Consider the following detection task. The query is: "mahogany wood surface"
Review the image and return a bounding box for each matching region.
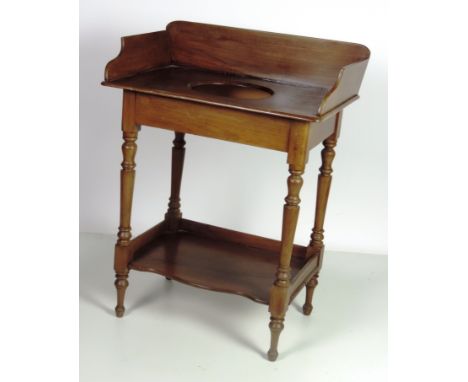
[134,92,293,151]
[103,21,370,122]
[127,220,167,255]
[113,217,321,305]
[129,228,308,305]
[105,66,330,121]
[105,31,170,82]
[103,21,369,361]
[167,21,369,88]
[179,219,306,256]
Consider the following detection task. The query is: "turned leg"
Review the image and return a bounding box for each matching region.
[165,132,186,231]
[164,132,185,282]
[304,119,339,315]
[268,317,284,361]
[302,275,319,315]
[114,91,139,317]
[268,164,304,361]
[309,133,337,252]
[115,272,129,317]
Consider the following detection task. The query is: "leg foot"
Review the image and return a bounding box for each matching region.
[302,304,312,316]
[302,275,319,316]
[114,272,129,317]
[267,317,284,361]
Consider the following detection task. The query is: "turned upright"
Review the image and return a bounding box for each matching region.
[102,21,370,361]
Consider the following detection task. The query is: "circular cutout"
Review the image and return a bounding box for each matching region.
[190,82,273,100]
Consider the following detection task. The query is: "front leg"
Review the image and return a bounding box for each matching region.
[268,164,304,361]
[114,91,139,317]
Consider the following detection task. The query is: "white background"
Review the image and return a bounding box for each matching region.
[80,0,387,255]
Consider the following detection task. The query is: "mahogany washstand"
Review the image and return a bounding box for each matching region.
[102,21,370,361]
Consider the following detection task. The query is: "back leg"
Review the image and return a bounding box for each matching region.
[302,274,319,315]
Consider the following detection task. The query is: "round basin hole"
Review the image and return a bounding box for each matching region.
[190,82,273,100]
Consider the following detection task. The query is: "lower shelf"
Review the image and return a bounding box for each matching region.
[128,219,311,304]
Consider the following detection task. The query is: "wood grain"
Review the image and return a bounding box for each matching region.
[104,66,330,121]
[134,93,292,151]
[103,21,370,121]
[105,31,170,81]
[179,219,307,257]
[129,230,306,305]
[167,21,370,88]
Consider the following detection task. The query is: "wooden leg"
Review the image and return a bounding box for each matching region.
[165,132,186,231]
[114,121,138,317]
[268,317,284,361]
[115,272,129,317]
[302,275,319,315]
[309,131,337,253]
[303,125,338,317]
[268,164,304,361]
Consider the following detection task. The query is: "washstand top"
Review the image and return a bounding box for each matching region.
[102,21,370,122]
